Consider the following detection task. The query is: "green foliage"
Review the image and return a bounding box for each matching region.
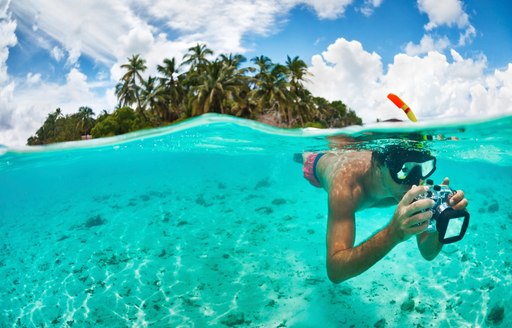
[91,107,150,138]
[27,107,96,145]
[28,43,363,145]
[304,122,326,128]
[331,101,348,117]
[309,97,362,128]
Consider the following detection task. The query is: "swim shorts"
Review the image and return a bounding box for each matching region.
[303,153,325,187]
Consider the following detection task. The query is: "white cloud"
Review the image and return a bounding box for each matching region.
[10,0,358,69]
[418,0,469,30]
[417,0,475,48]
[0,68,115,147]
[302,0,354,19]
[405,35,451,56]
[139,0,289,54]
[306,38,383,108]
[0,81,15,130]
[0,0,17,84]
[142,0,355,49]
[117,25,154,60]
[10,0,280,69]
[26,72,41,85]
[306,38,512,123]
[0,0,17,137]
[10,0,139,65]
[458,24,476,47]
[50,46,64,61]
[359,0,384,17]
[406,1,476,57]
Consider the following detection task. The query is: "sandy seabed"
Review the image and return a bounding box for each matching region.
[0,155,510,327]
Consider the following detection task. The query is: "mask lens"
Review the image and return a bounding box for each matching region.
[395,159,436,183]
[420,159,435,177]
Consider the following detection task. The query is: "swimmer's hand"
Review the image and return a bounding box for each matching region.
[440,177,469,211]
[388,185,435,244]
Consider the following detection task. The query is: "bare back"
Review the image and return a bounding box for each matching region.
[316,151,373,208]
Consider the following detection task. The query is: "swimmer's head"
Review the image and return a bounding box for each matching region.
[373,144,436,185]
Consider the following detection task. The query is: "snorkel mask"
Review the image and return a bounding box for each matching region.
[382,145,437,185]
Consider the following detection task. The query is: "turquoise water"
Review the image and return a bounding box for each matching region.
[0,113,511,327]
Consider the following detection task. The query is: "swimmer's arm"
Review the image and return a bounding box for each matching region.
[327,185,436,283]
[416,232,443,260]
[326,188,399,284]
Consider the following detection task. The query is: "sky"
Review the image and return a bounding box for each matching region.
[1,0,512,147]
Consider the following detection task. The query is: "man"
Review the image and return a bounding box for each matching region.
[303,145,469,283]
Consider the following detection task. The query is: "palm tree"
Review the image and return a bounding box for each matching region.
[220,53,247,70]
[289,88,315,126]
[140,76,167,123]
[285,56,310,87]
[218,53,251,117]
[115,82,135,109]
[250,56,271,112]
[116,54,148,120]
[285,55,312,126]
[250,57,293,125]
[182,45,215,113]
[189,59,246,116]
[157,57,184,120]
[33,108,63,144]
[182,43,213,72]
[252,55,273,75]
[76,106,95,136]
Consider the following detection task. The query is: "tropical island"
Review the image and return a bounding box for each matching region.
[27,44,362,145]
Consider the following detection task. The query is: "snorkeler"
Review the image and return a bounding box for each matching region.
[303,145,469,283]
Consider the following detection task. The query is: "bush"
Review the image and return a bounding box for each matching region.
[91,107,150,138]
[304,122,325,128]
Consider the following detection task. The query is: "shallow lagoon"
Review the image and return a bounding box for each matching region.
[0,114,511,327]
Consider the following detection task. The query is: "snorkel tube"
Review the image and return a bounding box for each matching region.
[387,93,417,122]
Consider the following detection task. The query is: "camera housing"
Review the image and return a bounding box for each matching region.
[415,180,470,244]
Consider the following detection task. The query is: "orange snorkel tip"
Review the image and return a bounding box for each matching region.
[387,93,418,122]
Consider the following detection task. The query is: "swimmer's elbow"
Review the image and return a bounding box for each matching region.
[327,268,355,284]
[419,245,442,261]
[326,257,353,284]
[327,271,345,284]
[421,252,438,261]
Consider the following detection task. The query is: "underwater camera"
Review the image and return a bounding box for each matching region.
[415,180,470,244]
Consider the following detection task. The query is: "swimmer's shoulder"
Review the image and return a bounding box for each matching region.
[323,151,372,192]
[322,150,372,171]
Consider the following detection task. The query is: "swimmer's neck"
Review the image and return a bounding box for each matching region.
[360,162,396,207]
